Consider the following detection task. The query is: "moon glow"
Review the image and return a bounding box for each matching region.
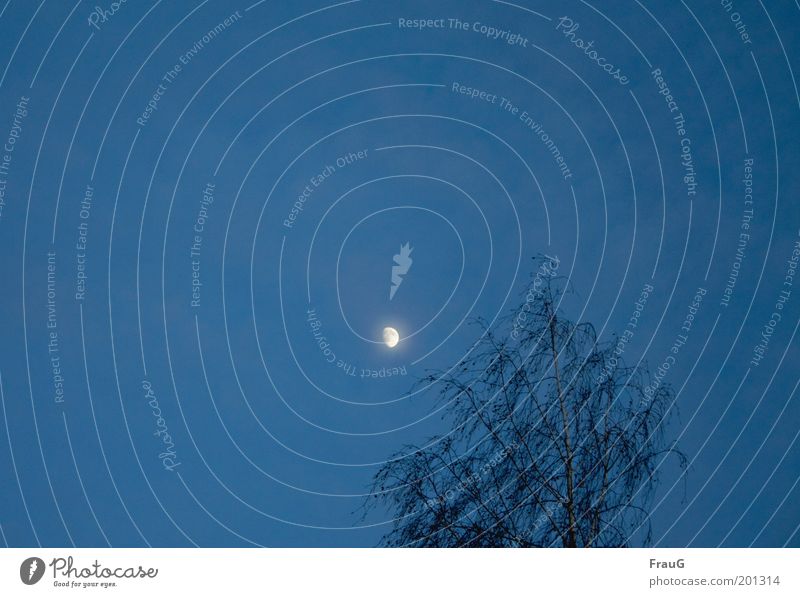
[383,327,400,348]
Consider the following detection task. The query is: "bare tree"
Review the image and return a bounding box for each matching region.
[369,259,686,547]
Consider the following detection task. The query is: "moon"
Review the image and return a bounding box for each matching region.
[383,327,400,348]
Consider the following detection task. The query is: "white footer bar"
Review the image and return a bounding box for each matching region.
[1,548,797,596]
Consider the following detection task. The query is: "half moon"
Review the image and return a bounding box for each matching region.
[383,327,400,348]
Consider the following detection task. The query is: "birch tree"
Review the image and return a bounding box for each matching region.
[370,262,685,547]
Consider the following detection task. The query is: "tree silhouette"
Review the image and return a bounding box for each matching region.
[369,259,686,547]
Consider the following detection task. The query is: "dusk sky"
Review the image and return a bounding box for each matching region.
[0,0,798,547]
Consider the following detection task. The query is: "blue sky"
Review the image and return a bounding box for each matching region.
[0,0,798,547]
